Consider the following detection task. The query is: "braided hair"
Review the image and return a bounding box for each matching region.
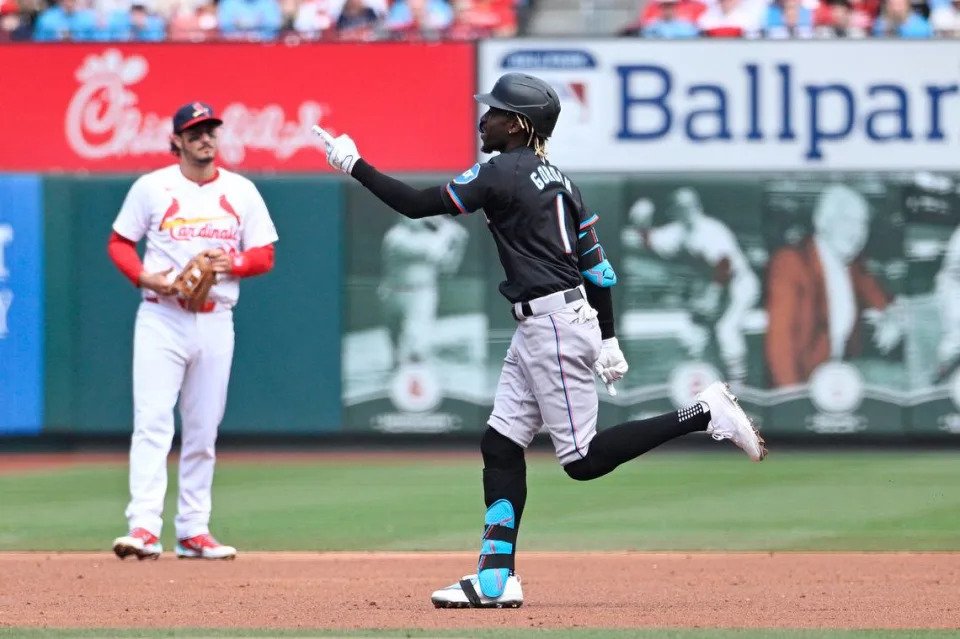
[515,114,548,160]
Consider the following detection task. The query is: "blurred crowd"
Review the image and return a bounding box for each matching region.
[0,0,525,42]
[622,0,957,38]
[0,0,954,41]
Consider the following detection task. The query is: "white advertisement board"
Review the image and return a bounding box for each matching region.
[478,40,960,172]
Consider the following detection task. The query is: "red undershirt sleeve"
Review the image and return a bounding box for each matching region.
[109,234,274,284]
[230,244,275,278]
[107,231,143,287]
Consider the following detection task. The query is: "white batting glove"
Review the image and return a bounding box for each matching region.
[594,337,628,396]
[312,125,360,175]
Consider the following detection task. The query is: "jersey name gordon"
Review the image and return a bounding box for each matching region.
[530,164,572,192]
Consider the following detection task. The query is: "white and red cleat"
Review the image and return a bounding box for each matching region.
[175,533,237,560]
[113,527,163,560]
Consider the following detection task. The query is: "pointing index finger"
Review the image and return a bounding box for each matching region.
[312,125,334,144]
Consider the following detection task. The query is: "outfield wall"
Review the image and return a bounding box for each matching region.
[2,171,959,441]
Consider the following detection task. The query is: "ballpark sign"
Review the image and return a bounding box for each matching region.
[479,40,960,171]
[0,43,476,172]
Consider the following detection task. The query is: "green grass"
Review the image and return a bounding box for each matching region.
[0,630,957,638]
[1,451,959,552]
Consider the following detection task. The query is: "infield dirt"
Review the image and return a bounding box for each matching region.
[1,551,958,630]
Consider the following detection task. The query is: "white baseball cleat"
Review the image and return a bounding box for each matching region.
[431,573,523,609]
[175,533,237,560]
[113,527,163,560]
[698,381,767,461]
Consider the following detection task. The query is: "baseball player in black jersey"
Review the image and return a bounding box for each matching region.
[314,73,767,609]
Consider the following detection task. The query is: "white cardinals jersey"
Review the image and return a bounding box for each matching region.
[113,165,278,307]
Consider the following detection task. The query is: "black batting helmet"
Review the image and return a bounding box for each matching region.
[475,73,561,139]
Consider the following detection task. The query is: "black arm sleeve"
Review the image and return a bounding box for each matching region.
[585,281,615,340]
[351,159,448,219]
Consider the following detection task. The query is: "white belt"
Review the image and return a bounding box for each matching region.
[513,285,586,320]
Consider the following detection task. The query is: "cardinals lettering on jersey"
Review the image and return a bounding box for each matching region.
[158,194,243,242]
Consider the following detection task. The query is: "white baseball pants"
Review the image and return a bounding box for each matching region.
[487,299,602,466]
[125,299,234,539]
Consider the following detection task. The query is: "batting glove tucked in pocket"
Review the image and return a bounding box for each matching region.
[594,336,628,396]
[572,302,598,324]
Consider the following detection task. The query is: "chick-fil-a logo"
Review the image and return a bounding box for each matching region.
[65,49,331,164]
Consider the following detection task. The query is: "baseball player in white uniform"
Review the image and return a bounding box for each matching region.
[108,102,278,560]
[624,188,760,384]
[379,216,468,367]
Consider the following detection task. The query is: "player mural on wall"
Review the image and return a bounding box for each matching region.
[107,102,279,561]
[934,224,960,383]
[314,72,766,609]
[622,188,761,386]
[379,215,469,370]
[375,214,471,424]
[765,184,904,388]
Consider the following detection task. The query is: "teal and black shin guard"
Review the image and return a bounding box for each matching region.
[477,498,516,598]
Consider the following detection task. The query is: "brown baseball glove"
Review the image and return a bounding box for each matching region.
[171,250,218,312]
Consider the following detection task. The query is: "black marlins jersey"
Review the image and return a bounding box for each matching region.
[440,146,599,304]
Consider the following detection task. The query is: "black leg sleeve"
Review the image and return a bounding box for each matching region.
[480,427,527,548]
[564,403,710,481]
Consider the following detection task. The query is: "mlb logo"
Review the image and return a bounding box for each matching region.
[555,81,588,123]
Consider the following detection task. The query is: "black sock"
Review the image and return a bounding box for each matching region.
[564,403,710,481]
[480,428,527,566]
